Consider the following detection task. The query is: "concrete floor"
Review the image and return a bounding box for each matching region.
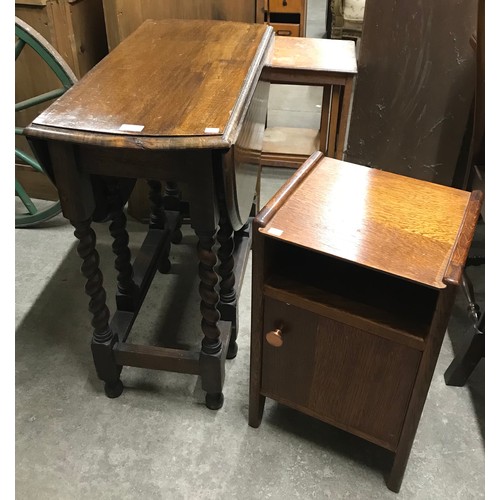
[15,1,485,498]
[15,172,485,500]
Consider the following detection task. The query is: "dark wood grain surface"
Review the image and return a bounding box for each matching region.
[259,154,473,288]
[30,19,271,144]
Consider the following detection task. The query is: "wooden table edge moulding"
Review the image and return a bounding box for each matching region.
[25,19,275,410]
[249,151,483,491]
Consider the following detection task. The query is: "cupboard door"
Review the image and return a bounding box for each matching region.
[261,297,421,450]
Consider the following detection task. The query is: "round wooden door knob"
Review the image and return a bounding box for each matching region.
[266,328,284,347]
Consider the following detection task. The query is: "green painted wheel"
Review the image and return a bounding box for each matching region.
[15,17,77,228]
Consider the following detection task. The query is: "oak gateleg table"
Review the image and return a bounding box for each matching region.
[26,19,274,409]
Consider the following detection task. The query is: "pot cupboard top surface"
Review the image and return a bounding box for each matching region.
[259,156,474,289]
[30,19,270,144]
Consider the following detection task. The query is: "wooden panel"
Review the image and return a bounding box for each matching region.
[255,0,266,24]
[32,20,269,139]
[259,155,471,288]
[345,0,477,185]
[16,0,107,79]
[310,315,421,450]
[15,7,61,155]
[15,164,58,201]
[16,0,48,6]
[68,0,108,77]
[269,0,304,14]
[15,0,108,200]
[261,298,421,450]
[261,299,319,405]
[103,0,257,50]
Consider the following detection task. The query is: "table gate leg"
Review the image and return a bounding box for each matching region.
[217,212,238,359]
[72,218,123,398]
[196,229,224,410]
[108,184,139,311]
[147,179,171,274]
[164,181,183,244]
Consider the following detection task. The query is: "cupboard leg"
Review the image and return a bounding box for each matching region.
[386,448,411,493]
[248,393,266,428]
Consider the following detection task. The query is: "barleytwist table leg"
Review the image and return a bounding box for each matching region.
[196,229,224,410]
[217,213,238,359]
[147,179,171,274]
[73,218,123,398]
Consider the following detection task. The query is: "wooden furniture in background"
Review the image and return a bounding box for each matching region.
[249,151,482,491]
[261,0,308,37]
[444,0,485,388]
[345,0,477,185]
[261,36,357,168]
[15,0,107,79]
[102,0,257,51]
[26,19,273,410]
[15,0,108,201]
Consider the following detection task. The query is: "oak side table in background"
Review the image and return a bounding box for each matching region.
[249,151,482,491]
[26,19,274,410]
[260,36,357,168]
